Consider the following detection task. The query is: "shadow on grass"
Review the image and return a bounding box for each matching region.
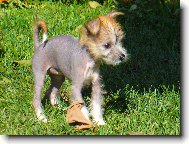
[101,0,180,112]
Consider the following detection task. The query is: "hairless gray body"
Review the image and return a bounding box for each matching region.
[32,35,104,124]
[33,35,92,82]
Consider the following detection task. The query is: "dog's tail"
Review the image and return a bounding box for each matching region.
[33,20,48,48]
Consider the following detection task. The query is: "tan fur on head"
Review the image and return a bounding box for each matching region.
[80,10,125,63]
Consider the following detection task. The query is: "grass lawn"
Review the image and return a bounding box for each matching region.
[0,0,180,135]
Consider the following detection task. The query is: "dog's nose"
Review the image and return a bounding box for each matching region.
[119,54,125,61]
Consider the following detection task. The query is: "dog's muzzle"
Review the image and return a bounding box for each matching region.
[119,53,126,61]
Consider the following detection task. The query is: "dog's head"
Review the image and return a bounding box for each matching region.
[80,10,128,65]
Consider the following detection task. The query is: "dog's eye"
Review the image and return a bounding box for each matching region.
[104,43,111,49]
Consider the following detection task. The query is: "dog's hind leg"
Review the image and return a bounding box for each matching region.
[32,70,48,123]
[45,71,65,107]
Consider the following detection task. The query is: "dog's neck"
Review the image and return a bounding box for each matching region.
[81,44,102,66]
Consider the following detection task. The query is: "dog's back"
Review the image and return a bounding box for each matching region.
[32,20,92,80]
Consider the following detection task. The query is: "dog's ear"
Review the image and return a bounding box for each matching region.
[107,10,124,18]
[85,18,100,35]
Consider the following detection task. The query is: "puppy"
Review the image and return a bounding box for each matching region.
[32,10,128,125]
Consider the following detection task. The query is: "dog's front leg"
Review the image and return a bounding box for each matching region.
[71,82,90,120]
[91,72,106,125]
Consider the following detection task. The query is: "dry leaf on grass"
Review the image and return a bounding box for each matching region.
[127,132,145,135]
[66,101,94,130]
[88,1,101,9]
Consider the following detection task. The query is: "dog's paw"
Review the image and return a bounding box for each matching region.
[37,114,50,123]
[97,120,106,126]
[93,119,106,126]
[50,97,60,106]
[50,97,66,110]
[53,103,64,110]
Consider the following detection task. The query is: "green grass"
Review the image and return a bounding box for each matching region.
[0,0,180,135]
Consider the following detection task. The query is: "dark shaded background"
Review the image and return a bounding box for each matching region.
[101,0,180,92]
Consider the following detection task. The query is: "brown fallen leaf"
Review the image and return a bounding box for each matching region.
[0,76,11,84]
[129,4,137,11]
[0,0,9,2]
[13,60,31,66]
[66,101,94,130]
[127,132,145,135]
[88,1,101,9]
